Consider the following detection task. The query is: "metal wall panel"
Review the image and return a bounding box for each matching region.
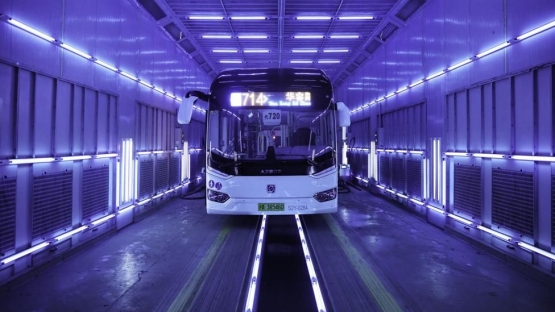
[468,86,481,152]
[32,171,73,240]
[513,72,534,154]
[34,75,55,157]
[536,66,552,155]
[54,81,72,156]
[493,78,511,154]
[492,169,534,238]
[482,84,493,151]
[0,177,16,253]
[17,70,34,158]
[72,86,84,154]
[169,155,180,187]
[0,63,16,158]
[83,89,97,155]
[455,91,468,150]
[392,156,405,191]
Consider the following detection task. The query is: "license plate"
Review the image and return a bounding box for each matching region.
[258,203,285,211]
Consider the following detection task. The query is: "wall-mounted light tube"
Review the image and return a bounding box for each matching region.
[230,16,266,20]
[409,79,424,88]
[60,43,92,59]
[396,193,408,199]
[137,198,151,206]
[296,16,331,20]
[386,188,395,194]
[244,49,270,53]
[202,35,233,39]
[395,86,408,94]
[212,49,238,53]
[59,155,92,161]
[395,150,408,153]
[139,80,154,88]
[323,49,349,53]
[445,152,468,156]
[473,153,504,158]
[9,157,56,164]
[318,60,340,64]
[94,153,118,159]
[219,60,243,63]
[476,42,510,58]
[91,214,115,226]
[189,16,224,20]
[410,198,424,205]
[118,204,135,214]
[442,159,446,206]
[7,18,55,42]
[237,35,268,39]
[510,155,555,162]
[516,20,555,40]
[338,16,374,20]
[517,242,555,261]
[120,71,138,81]
[447,213,472,225]
[1,242,50,265]
[427,205,444,214]
[290,60,313,63]
[377,185,385,189]
[55,225,88,242]
[94,59,118,72]
[292,49,318,53]
[329,35,359,39]
[477,225,512,241]
[153,87,166,94]
[447,58,472,71]
[409,151,424,154]
[376,149,385,152]
[425,70,445,80]
[294,35,324,39]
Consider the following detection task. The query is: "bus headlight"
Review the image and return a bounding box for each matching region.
[208,189,230,203]
[313,188,337,202]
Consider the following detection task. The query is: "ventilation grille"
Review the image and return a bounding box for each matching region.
[552,175,555,246]
[179,39,197,54]
[379,155,390,186]
[139,159,154,199]
[346,64,358,73]
[0,177,16,253]
[365,39,382,54]
[193,54,206,65]
[380,23,399,41]
[406,158,422,199]
[82,166,109,221]
[492,169,534,238]
[164,23,182,41]
[33,171,73,239]
[392,156,405,191]
[137,0,166,21]
[453,165,482,218]
[156,158,169,192]
[396,0,426,21]
[354,54,368,65]
[170,156,180,187]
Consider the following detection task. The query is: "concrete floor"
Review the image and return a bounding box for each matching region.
[0,186,554,311]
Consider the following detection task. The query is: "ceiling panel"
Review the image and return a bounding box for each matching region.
[137,0,426,85]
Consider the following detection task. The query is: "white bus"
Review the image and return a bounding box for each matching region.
[179,68,350,215]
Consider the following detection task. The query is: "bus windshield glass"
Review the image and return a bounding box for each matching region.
[207,106,335,161]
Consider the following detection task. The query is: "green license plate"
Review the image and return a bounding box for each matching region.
[258,203,285,211]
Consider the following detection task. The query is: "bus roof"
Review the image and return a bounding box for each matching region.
[210,68,333,95]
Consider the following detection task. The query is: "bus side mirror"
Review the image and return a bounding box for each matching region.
[336,102,351,127]
[177,96,195,124]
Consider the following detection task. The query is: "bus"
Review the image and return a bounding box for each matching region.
[178,68,350,215]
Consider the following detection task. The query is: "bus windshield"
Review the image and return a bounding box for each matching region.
[207,106,336,161]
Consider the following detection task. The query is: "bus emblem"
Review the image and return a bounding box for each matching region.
[267,185,275,193]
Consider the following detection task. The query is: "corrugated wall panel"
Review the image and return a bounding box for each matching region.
[492,169,534,237]
[32,171,73,239]
[82,166,109,221]
[0,177,16,253]
[453,164,482,218]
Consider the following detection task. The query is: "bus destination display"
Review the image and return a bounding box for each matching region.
[230,91,311,107]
